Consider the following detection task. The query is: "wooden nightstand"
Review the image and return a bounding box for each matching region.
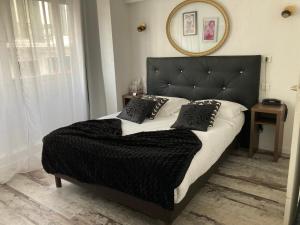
[122,94,142,107]
[249,103,286,162]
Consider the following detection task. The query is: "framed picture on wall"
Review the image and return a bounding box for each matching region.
[203,17,219,42]
[183,11,197,36]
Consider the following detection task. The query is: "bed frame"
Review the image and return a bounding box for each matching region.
[53,56,262,224]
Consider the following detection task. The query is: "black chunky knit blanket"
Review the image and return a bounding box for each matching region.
[42,119,202,209]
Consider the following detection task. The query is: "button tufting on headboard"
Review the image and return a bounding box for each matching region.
[147,56,261,110]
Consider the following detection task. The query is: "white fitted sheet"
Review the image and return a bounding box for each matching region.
[100,112,245,204]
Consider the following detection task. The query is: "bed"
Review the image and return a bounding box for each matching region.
[43,56,261,224]
[102,110,245,204]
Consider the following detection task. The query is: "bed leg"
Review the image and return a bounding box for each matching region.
[55,176,62,188]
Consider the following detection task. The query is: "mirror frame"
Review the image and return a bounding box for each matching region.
[166,0,230,56]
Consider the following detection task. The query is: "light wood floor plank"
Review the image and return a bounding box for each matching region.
[233,148,290,162]
[209,173,286,205]
[218,160,287,191]
[7,174,158,225]
[186,184,284,225]
[0,185,76,225]
[227,155,289,176]
[0,204,36,225]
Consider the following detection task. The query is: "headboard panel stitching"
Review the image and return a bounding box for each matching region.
[147,56,261,109]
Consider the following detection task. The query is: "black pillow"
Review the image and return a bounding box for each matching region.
[117,98,156,124]
[189,100,221,127]
[141,95,169,120]
[171,104,218,131]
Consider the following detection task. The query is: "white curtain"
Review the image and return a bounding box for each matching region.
[0,0,88,183]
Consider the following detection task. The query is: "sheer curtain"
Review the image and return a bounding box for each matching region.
[0,0,88,183]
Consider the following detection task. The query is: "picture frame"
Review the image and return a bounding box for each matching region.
[203,17,219,42]
[183,11,197,36]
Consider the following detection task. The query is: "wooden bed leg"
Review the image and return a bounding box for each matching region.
[55,176,62,188]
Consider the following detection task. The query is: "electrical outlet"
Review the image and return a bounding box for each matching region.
[265,56,272,63]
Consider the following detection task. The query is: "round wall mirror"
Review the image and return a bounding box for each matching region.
[166,0,230,56]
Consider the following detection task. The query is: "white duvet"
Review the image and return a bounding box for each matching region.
[101,112,244,204]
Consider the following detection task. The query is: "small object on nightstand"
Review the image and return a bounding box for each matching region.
[249,103,286,162]
[122,93,143,108]
[262,98,281,106]
[128,78,144,96]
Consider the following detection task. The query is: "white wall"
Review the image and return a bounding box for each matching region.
[126,0,300,154]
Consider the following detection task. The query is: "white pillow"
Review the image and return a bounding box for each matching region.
[155,96,190,117]
[214,100,247,120]
[193,99,247,120]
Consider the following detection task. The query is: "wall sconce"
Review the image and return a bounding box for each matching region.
[137,23,146,32]
[281,5,296,18]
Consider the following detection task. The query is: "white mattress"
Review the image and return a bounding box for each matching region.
[101,112,244,204]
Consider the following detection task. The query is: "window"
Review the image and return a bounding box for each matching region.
[9,0,72,78]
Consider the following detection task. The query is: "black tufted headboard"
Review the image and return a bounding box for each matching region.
[147,55,262,147]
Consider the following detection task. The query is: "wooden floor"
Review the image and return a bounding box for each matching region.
[0,149,289,225]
